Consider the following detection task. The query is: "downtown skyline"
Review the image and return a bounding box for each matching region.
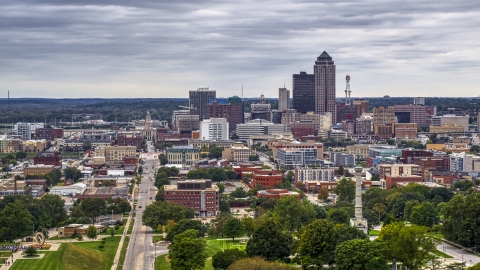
[1,0,480,98]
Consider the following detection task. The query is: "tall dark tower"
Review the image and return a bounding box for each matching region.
[292,71,315,114]
[314,51,336,123]
[189,87,216,121]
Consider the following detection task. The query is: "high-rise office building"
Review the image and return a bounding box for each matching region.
[278,88,290,112]
[189,87,216,121]
[292,71,315,114]
[206,96,244,133]
[314,51,336,123]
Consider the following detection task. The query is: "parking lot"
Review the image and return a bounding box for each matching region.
[223,181,247,194]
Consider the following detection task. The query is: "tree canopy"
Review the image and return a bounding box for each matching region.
[168,229,208,270]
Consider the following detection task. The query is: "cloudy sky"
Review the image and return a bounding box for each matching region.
[1,0,480,98]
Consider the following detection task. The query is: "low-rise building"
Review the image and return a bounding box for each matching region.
[329,152,355,167]
[95,145,137,162]
[50,183,87,196]
[394,123,418,139]
[116,133,142,151]
[58,224,105,238]
[346,145,369,159]
[166,145,200,166]
[221,142,252,162]
[250,169,283,189]
[34,152,62,167]
[164,180,219,217]
[257,189,300,199]
[24,164,54,176]
[379,164,423,189]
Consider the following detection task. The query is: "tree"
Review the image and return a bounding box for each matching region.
[334,239,389,270]
[296,219,335,268]
[137,166,143,175]
[333,177,355,202]
[332,224,368,248]
[25,246,38,256]
[372,203,387,223]
[155,187,165,201]
[166,219,205,241]
[39,194,68,226]
[223,218,244,241]
[142,201,192,229]
[248,154,259,161]
[318,186,329,201]
[327,208,350,225]
[208,146,224,159]
[168,229,208,270]
[80,198,106,224]
[241,215,255,237]
[216,183,225,194]
[410,201,438,227]
[158,154,167,165]
[110,228,115,237]
[63,167,82,181]
[15,152,27,159]
[272,196,316,232]
[246,219,292,261]
[230,187,247,198]
[154,173,170,189]
[337,165,344,175]
[379,222,439,270]
[219,197,230,213]
[0,201,34,242]
[211,169,227,182]
[86,225,98,239]
[212,249,247,270]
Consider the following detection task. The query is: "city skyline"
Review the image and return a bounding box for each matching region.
[1,0,480,98]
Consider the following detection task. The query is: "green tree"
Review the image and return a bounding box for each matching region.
[318,186,329,201]
[333,177,355,202]
[334,239,389,270]
[272,196,316,232]
[246,219,292,261]
[142,201,192,229]
[248,154,259,161]
[230,187,247,198]
[327,208,350,225]
[86,225,98,239]
[228,257,296,270]
[155,187,165,201]
[296,219,335,269]
[216,183,225,194]
[39,194,68,226]
[80,198,106,224]
[110,228,115,237]
[25,246,38,256]
[158,154,167,165]
[137,166,143,175]
[410,201,438,227]
[379,222,439,270]
[166,219,205,242]
[63,167,82,181]
[332,224,368,248]
[168,229,208,270]
[241,215,255,237]
[211,169,227,182]
[0,201,34,242]
[223,218,244,241]
[212,248,247,270]
[208,146,224,159]
[15,152,27,159]
[372,202,387,223]
[154,173,171,189]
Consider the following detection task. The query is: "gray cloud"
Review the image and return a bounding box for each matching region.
[0,0,479,98]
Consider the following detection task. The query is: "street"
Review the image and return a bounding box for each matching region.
[122,141,167,270]
[437,241,480,267]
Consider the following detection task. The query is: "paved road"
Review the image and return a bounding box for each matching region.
[122,141,166,270]
[437,242,480,266]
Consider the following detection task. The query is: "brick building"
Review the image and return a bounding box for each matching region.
[164,180,219,217]
[24,165,55,177]
[379,164,423,189]
[291,122,316,139]
[35,128,64,141]
[34,152,62,167]
[250,169,283,189]
[401,150,434,164]
[394,123,418,140]
[117,133,142,151]
[206,96,244,133]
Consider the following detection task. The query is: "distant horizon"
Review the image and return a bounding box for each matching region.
[1,96,480,100]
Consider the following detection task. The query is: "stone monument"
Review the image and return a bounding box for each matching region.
[350,153,368,234]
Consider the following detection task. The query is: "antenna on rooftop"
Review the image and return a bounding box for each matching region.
[241,84,243,99]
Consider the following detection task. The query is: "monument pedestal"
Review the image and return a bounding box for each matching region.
[350,217,368,235]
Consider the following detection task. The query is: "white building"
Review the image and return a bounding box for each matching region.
[13,123,45,140]
[294,167,335,183]
[200,118,229,141]
[50,183,87,196]
[432,115,469,132]
[450,152,480,172]
[278,88,290,112]
[236,119,285,141]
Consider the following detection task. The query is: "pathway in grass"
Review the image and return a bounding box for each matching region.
[116,236,130,270]
[10,244,66,270]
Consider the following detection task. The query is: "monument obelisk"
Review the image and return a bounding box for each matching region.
[350,153,368,234]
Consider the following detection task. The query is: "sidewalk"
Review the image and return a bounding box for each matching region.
[111,198,135,270]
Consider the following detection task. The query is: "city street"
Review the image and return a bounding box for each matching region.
[122,141,166,270]
[437,242,480,267]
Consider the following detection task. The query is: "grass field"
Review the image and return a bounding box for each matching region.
[11,236,121,270]
[116,237,130,270]
[127,219,135,234]
[101,224,126,236]
[369,230,380,236]
[152,235,164,243]
[154,238,246,270]
[432,249,454,258]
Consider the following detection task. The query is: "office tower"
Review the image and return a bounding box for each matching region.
[278,88,290,112]
[293,71,315,114]
[314,51,336,123]
[353,100,369,118]
[200,118,229,141]
[189,87,216,121]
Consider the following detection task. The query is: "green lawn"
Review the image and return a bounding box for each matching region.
[154,238,246,270]
[152,235,164,243]
[11,236,121,270]
[101,224,126,236]
[369,230,380,236]
[116,236,130,270]
[0,152,37,157]
[432,249,454,259]
[127,219,135,234]
[11,244,66,270]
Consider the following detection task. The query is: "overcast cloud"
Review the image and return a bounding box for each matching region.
[1,0,480,98]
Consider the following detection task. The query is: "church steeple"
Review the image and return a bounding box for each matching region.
[145,111,152,129]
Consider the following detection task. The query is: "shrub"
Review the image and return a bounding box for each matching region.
[99,244,104,250]
[25,246,37,256]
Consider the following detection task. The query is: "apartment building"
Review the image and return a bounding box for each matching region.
[164,180,219,217]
